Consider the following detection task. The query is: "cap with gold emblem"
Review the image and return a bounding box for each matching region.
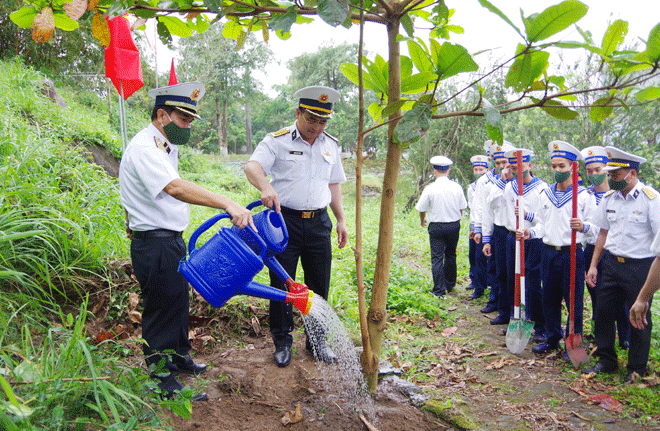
[471,155,488,167]
[548,140,583,161]
[602,146,647,171]
[148,82,205,119]
[580,146,609,165]
[489,141,516,159]
[293,86,340,119]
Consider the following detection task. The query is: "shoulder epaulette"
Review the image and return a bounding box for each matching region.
[324,131,338,142]
[642,186,658,200]
[270,128,290,138]
[603,190,616,198]
[154,136,171,154]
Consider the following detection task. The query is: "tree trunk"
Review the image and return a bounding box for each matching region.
[365,12,402,392]
[245,101,253,154]
[216,97,229,157]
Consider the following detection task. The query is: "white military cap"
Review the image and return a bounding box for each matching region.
[602,146,647,171]
[293,85,341,118]
[471,155,489,167]
[483,140,493,155]
[580,146,609,165]
[430,155,453,170]
[548,140,584,161]
[490,141,516,159]
[504,148,534,163]
[148,82,205,119]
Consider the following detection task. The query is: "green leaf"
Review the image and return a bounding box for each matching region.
[160,16,193,37]
[222,19,243,40]
[601,20,628,57]
[156,20,172,46]
[482,98,502,128]
[340,62,378,92]
[505,46,550,91]
[401,13,414,37]
[433,42,479,80]
[635,86,660,102]
[365,55,389,95]
[478,0,523,39]
[9,7,37,29]
[533,98,579,120]
[589,97,614,122]
[205,0,223,14]
[524,0,588,42]
[317,0,349,27]
[368,102,383,122]
[485,123,503,145]
[53,12,79,31]
[381,100,408,118]
[401,71,436,94]
[270,6,298,35]
[408,40,433,72]
[394,102,432,145]
[553,41,601,55]
[644,22,660,63]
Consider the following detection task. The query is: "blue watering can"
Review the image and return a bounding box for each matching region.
[178,212,312,314]
[231,200,310,295]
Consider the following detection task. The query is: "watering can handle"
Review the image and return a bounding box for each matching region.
[247,200,263,211]
[187,212,268,261]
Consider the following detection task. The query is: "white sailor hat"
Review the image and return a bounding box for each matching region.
[293,85,340,119]
[580,146,609,165]
[483,140,493,155]
[602,146,647,171]
[471,155,489,167]
[490,141,516,159]
[148,82,205,119]
[504,148,534,164]
[430,155,453,170]
[548,140,583,161]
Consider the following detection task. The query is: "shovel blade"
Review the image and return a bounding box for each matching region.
[506,319,534,354]
[566,333,590,368]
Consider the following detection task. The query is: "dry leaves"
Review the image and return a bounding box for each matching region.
[569,384,623,413]
[441,326,458,337]
[31,7,54,44]
[63,0,87,20]
[92,12,110,47]
[281,403,304,425]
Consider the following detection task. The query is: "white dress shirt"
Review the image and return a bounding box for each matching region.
[415,176,467,223]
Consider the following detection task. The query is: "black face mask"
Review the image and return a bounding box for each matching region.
[162,113,191,146]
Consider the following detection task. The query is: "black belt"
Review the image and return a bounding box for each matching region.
[131,229,183,239]
[608,253,653,264]
[280,206,327,219]
[544,243,582,252]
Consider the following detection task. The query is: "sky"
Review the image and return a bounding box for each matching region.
[151,0,660,95]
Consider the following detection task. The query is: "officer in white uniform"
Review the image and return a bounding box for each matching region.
[467,155,489,298]
[523,141,591,355]
[245,86,348,368]
[119,82,253,400]
[583,147,660,383]
[501,148,548,341]
[581,146,630,348]
[416,156,468,297]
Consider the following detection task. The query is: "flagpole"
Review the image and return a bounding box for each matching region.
[119,80,128,152]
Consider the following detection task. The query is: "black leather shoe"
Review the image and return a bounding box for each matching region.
[480,304,497,313]
[192,393,209,402]
[532,333,547,343]
[466,284,475,290]
[447,286,454,293]
[490,316,510,325]
[582,362,617,375]
[273,345,292,367]
[532,342,560,354]
[171,355,208,375]
[619,341,630,350]
[468,293,483,300]
[624,369,646,384]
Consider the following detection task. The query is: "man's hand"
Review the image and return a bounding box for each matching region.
[586,266,598,288]
[570,217,583,232]
[516,228,530,241]
[260,185,281,213]
[421,218,427,228]
[483,243,492,256]
[469,230,475,239]
[226,202,257,231]
[336,221,348,249]
[474,233,482,244]
[630,300,650,330]
[501,167,513,181]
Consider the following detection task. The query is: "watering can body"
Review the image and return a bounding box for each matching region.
[178,212,311,314]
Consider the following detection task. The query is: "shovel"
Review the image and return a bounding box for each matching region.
[565,161,589,367]
[506,150,534,354]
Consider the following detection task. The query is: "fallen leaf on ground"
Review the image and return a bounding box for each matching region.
[588,394,623,413]
[281,403,304,425]
[441,326,458,336]
[128,310,142,324]
[447,306,458,311]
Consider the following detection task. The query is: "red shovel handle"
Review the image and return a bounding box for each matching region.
[569,161,578,333]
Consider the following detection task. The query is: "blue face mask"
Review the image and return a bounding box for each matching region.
[162,112,191,146]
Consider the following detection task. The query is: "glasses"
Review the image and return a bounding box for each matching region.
[302,115,327,126]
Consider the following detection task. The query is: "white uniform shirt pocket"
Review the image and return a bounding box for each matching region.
[283,152,305,179]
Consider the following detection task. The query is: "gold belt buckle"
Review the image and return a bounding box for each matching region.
[554,246,561,251]
[617,256,625,263]
[301,211,314,219]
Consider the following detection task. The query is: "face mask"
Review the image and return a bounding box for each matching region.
[608,171,631,191]
[512,169,529,179]
[162,113,191,146]
[474,172,484,180]
[588,173,607,186]
[553,170,571,183]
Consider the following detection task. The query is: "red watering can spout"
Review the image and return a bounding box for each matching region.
[286,290,313,315]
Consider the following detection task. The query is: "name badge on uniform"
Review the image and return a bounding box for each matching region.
[289,151,303,155]
[606,209,615,213]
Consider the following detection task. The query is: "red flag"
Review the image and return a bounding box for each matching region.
[104,16,143,99]
[169,59,178,85]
